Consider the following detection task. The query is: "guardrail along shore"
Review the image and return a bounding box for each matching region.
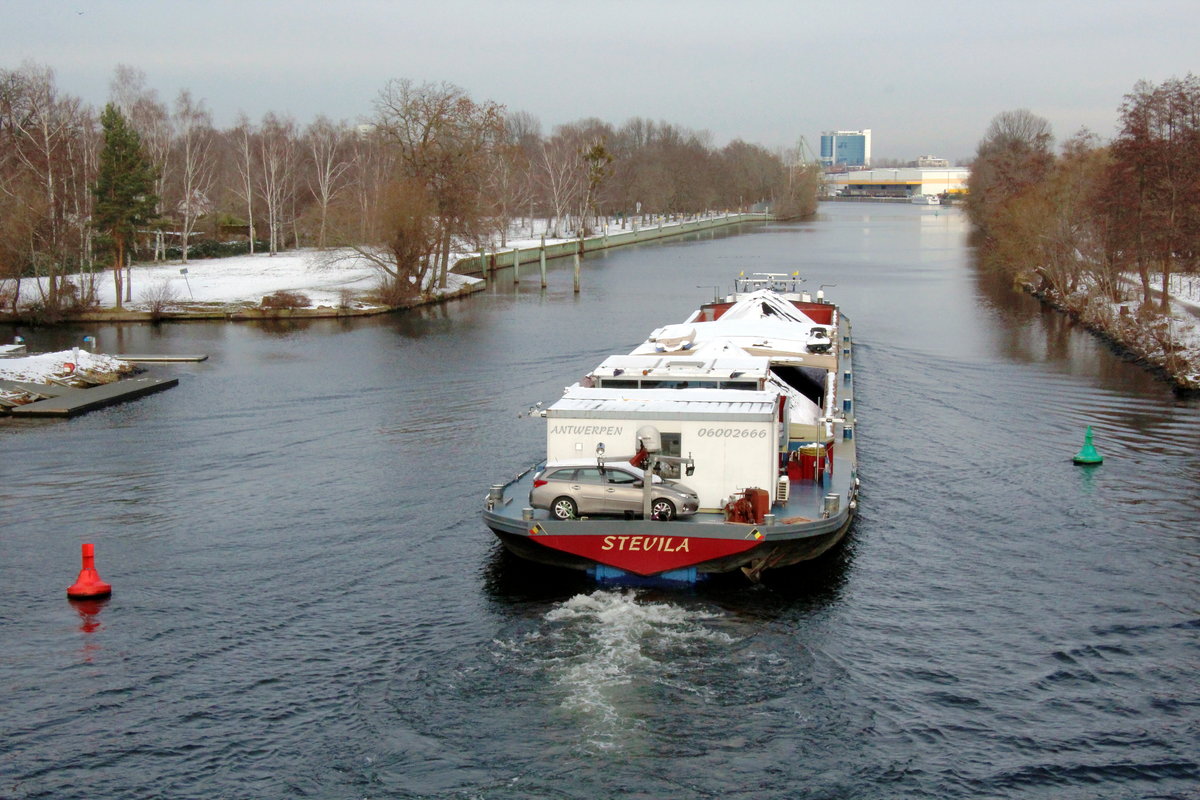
[454,212,772,278]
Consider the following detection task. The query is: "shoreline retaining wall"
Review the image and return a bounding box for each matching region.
[453,213,772,277]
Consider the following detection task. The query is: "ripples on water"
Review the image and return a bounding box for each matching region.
[2,206,1198,799]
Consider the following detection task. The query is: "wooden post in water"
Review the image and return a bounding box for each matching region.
[539,235,547,288]
[512,248,520,284]
[573,251,580,293]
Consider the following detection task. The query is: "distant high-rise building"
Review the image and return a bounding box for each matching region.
[819,130,872,168]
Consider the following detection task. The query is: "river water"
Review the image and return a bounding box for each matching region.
[2,204,1197,799]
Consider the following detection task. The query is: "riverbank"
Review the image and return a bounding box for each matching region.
[3,212,770,325]
[4,250,485,324]
[1024,274,1200,392]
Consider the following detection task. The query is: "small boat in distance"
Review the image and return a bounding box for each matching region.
[483,273,859,583]
[910,194,941,205]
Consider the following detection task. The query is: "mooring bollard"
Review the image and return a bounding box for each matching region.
[539,236,547,288]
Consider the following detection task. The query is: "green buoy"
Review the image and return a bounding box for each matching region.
[1073,426,1103,465]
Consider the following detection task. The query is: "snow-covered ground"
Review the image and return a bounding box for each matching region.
[7,214,727,312]
[1158,272,1200,311]
[13,248,484,311]
[0,349,133,385]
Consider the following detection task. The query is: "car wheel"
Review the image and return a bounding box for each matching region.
[551,496,577,520]
[650,499,676,521]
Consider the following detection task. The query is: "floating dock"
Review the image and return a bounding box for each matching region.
[114,354,209,363]
[0,378,71,399]
[3,376,178,417]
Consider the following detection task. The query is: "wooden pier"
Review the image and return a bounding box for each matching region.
[114,354,209,363]
[2,376,177,417]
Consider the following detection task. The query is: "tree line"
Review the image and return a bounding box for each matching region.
[0,63,820,313]
[967,75,1200,308]
[965,76,1200,384]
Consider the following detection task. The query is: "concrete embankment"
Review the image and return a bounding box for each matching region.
[453,213,772,277]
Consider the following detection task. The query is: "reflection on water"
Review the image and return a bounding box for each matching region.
[69,597,108,633]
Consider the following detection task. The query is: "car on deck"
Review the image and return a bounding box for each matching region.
[529,459,699,521]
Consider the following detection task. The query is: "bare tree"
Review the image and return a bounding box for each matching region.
[720,140,782,210]
[536,130,585,238]
[0,62,90,307]
[304,115,352,249]
[966,109,1054,234]
[346,127,393,244]
[1107,75,1200,310]
[257,112,297,254]
[230,113,258,253]
[325,171,438,302]
[0,174,46,312]
[504,110,542,235]
[486,113,539,247]
[172,89,215,264]
[373,79,504,287]
[62,107,100,301]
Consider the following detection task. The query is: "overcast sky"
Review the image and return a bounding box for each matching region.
[3,0,1194,162]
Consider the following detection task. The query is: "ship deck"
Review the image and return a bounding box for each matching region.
[485,427,857,538]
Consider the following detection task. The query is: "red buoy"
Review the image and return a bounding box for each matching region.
[67,543,112,600]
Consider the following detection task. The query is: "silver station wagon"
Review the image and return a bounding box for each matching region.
[529,460,700,521]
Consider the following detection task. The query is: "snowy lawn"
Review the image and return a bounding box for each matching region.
[13,249,481,311]
[8,214,736,312]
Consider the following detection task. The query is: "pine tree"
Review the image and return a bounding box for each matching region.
[93,103,158,309]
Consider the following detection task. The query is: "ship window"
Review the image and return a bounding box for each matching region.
[657,432,682,479]
[600,379,639,388]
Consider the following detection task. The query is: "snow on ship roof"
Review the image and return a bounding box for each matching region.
[634,321,819,360]
[635,289,834,359]
[589,353,771,379]
[720,289,821,325]
[548,385,778,421]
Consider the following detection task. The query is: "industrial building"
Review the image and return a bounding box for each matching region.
[822,167,970,200]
